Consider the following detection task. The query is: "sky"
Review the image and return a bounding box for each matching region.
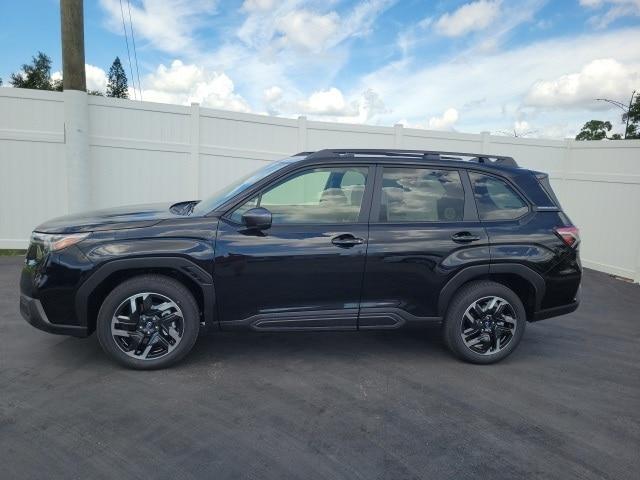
[1,0,639,138]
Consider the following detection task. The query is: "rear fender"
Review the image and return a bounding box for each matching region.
[437,263,545,317]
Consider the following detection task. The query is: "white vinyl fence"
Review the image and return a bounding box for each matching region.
[1,88,640,282]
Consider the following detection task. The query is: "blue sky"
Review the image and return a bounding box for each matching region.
[1,0,639,137]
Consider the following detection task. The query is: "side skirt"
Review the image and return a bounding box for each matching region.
[219,308,442,332]
[220,309,358,331]
[359,307,442,330]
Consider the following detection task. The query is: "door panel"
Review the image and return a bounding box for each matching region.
[359,165,490,326]
[360,223,489,323]
[214,164,372,330]
[215,222,368,328]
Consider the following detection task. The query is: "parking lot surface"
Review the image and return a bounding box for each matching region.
[1,255,639,479]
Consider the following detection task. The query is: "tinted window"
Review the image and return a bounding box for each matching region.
[469,172,528,220]
[231,167,368,224]
[192,157,297,216]
[379,168,464,222]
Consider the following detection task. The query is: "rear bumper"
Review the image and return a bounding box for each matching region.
[531,288,580,322]
[20,294,89,337]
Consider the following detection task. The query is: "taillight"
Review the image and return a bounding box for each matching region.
[554,226,580,248]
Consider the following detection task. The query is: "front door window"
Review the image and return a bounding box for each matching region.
[231,166,369,224]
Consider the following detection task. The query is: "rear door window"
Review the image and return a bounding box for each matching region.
[378,167,464,222]
[469,172,528,220]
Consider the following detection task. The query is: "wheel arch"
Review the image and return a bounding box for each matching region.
[76,257,216,334]
[438,263,544,321]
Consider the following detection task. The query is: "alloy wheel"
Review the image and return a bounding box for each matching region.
[110,292,184,360]
[460,296,517,355]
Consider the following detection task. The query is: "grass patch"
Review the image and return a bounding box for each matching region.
[0,249,26,256]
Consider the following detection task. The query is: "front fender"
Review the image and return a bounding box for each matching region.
[75,256,216,329]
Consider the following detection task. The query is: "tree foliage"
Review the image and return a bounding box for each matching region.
[576,91,640,140]
[10,52,58,90]
[106,57,129,98]
[622,94,640,139]
[575,120,615,141]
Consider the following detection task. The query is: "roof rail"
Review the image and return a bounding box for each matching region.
[292,151,316,157]
[303,149,518,167]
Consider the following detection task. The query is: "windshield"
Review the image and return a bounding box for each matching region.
[191,157,298,216]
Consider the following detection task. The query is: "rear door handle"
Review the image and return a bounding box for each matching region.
[331,234,364,248]
[451,232,481,243]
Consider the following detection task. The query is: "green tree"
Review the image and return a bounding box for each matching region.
[106,57,129,98]
[10,52,57,90]
[595,90,639,139]
[575,120,617,140]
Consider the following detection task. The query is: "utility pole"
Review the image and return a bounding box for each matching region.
[60,0,90,213]
[61,0,86,91]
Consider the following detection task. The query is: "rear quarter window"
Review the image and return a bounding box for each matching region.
[469,172,528,221]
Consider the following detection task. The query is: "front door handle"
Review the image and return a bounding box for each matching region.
[331,234,364,248]
[451,232,481,243]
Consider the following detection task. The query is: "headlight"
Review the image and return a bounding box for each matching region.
[31,232,90,253]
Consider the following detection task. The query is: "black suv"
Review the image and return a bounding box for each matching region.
[20,149,581,369]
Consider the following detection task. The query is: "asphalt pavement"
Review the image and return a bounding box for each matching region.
[1,255,638,479]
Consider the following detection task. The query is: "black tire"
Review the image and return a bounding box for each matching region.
[96,275,200,369]
[442,280,526,364]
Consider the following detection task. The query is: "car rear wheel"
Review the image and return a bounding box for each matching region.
[443,281,526,364]
[96,275,200,369]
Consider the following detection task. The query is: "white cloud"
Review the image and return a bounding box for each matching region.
[293,87,388,124]
[263,86,283,103]
[99,0,218,55]
[435,0,502,37]
[85,64,108,92]
[141,60,251,112]
[399,0,540,56]
[263,86,387,123]
[359,28,640,137]
[275,10,340,52]
[427,108,460,130]
[50,64,108,93]
[580,0,640,28]
[238,0,394,53]
[298,87,357,115]
[525,58,639,109]
[146,61,203,93]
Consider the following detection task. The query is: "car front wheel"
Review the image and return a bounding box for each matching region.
[96,275,200,369]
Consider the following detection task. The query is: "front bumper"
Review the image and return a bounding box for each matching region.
[20,294,88,337]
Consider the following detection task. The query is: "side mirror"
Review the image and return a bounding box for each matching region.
[242,207,272,230]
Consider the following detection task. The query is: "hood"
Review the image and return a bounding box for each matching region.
[34,202,186,234]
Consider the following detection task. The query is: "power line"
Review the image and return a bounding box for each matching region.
[126,0,143,101]
[119,0,137,99]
